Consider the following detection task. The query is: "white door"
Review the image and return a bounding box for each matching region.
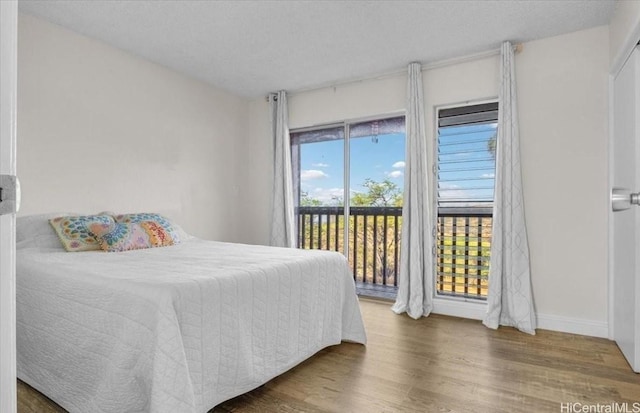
[612,46,640,373]
[0,1,18,411]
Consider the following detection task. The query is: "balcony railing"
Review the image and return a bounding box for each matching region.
[297,206,401,291]
[436,207,492,300]
[296,206,492,301]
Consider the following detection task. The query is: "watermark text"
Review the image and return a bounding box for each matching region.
[560,403,640,413]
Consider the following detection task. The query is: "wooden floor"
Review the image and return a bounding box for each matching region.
[18,299,640,413]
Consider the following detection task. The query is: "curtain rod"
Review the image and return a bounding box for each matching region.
[265,43,523,101]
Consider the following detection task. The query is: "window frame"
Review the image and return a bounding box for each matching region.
[432,99,499,304]
[289,111,406,281]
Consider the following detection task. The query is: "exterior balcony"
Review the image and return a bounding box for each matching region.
[296,205,492,301]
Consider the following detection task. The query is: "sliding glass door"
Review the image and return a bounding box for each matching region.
[291,126,345,252]
[291,116,405,296]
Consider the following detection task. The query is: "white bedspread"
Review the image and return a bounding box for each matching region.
[17,239,366,413]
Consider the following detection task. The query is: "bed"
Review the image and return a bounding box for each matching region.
[16,214,367,413]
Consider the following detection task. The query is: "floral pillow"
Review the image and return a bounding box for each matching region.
[89,221,174,252]
[49,214,116,252]
[115,213,181,244]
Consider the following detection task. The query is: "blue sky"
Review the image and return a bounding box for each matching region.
[300,132,405,205]
[298,123,497,206]
[438,123,498,206]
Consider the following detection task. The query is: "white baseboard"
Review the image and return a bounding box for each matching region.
[432,297,486,321]
[431,298,609,339]
[536,313,609,339]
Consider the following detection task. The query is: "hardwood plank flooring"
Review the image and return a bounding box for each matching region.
[18,299,640,413]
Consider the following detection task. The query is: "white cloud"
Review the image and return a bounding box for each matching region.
[301,169,329,181]
[392,161,405,169]
[438,183,462,198]
[312,162,329,168]
[387,170,403,179]
[438,183,492,203]
[312,187,344,203]
[480,173,495,178]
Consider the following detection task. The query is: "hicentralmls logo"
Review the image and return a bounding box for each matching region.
[560,403,640,413]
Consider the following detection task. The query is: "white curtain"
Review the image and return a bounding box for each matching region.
[269,90,296,248]
[483,42,536,334]
[392,62,434,319]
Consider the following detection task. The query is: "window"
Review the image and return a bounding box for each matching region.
[436,102,498,300]
[291,116,405,298]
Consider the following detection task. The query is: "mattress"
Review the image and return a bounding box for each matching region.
[17,239,367,413]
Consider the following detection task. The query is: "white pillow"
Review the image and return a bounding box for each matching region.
[16,213,72,250]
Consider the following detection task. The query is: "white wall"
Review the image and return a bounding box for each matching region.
[18,13,249,241]
[243,26,610,336]
[517,26,609,335]
[289,75,406,129]
[609,0,640,73]
[244,98,273,245]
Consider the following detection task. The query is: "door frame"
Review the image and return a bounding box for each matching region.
[608,21,640,341]
[289,110,406,259]
[0,1,18,412]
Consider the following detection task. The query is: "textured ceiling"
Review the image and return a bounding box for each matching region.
[19,0,616,98]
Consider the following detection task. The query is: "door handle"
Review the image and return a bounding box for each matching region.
[612,188,640,212]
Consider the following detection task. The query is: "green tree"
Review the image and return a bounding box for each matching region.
[487,132,497,158]
[300,178,404,285]
[350,178,403,284]
[351,178,403,207]
[300,190,322,206]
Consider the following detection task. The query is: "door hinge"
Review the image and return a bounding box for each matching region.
[0,175,19,215]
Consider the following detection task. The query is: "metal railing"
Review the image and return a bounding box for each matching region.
[297,206,402,287]
[436,207,492,300]
[296,206,492,300]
